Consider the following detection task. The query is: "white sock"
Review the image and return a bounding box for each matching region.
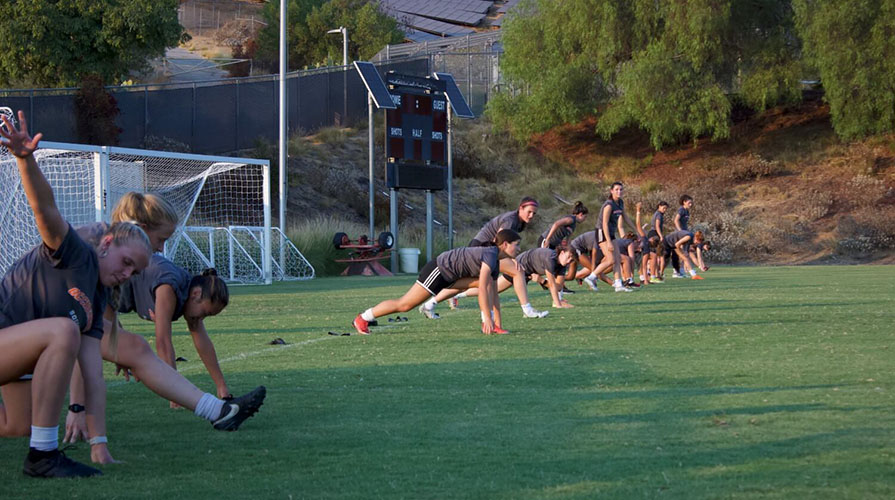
[558,291,564,301]
[521,303,533,313]
[194,393,226,421]
[613,279,623,288]
[30,425,58,451]
[481,311,493,322]
[361,309,376,321]
[424,298,438,309]
[455,292,468,299]
[689,269,697,277]
[588,271,598,279]
[640,275,646,282]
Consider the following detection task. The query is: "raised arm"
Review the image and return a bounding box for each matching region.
[1,111,66,250]
[634,202,645,238]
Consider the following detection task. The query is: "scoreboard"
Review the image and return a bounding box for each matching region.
[384,73,448,190]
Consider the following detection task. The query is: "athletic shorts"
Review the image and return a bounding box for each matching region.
[596,228,609,244]
[416,260,454,296]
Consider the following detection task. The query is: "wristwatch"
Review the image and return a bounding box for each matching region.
[68,404,85,413]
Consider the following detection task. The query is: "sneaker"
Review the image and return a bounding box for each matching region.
[418,304,440,320]
[523,308,549,318]
[672,273,684,278]
[614,285,633,292]
[213,386,267,431]
[625,281,640,288]
[23,448,102,478]
[649,277,664,284]
[576,278,584,286]
[691,275,704,280]
[447,297,459,310]
[583,275,599,291]
[352,314,370,335]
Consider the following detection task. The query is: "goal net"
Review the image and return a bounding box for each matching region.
[0,140,314,284]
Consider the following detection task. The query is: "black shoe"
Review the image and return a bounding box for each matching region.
[561,287,575,294]
[23,448,102,478]
[213,386,267,431]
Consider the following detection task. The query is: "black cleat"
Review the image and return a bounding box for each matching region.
[23,448,102,478]
[213,386,267,431]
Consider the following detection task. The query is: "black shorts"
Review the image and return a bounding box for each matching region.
[468,238,495,247]
[416,260,454,296]
[597,229,615,244]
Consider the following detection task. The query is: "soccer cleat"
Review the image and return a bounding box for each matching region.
[672,273,684,278]
[482,324,510,335]
[23,448,102,478]
[614,285,633,292]
[447,297,459,310]
[561,286,575,294]
[352,315,370,335]
[583,275,599,291]
[523,308,549,318]
[418,304,440,320]
[650,277,664,284]
[691,275,704,280]
[213,386,267,431]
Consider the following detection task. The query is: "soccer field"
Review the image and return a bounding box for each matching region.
[3,266,894,499]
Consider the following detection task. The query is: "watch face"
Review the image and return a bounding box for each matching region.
[68,404,85,413]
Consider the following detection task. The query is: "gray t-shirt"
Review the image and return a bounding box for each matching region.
[119,254,191,322]
[663,230,692,248]
[570,231,596,255]
[516,248,558,276]
[0,224,105,339]
[472,210,526,244]
[436,246,500,283]
[652,211,664,233]
[613,237,634,254]
[540,215,577,248]
[599,199,625,238]
[677,207,690,231]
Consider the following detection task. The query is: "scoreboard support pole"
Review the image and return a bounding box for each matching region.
[426,190,434,261]
[390,187,399,272]
[368,93,375,239]
[446,104,454,249]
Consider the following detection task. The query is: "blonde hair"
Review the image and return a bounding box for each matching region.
[103,222,152,361]
[111,192,179,230]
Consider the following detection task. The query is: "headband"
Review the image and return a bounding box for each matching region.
[519,200,539,209]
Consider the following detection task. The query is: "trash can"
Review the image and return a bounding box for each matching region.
[398,247,421,274]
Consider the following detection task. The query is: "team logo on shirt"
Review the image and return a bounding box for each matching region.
[67,287,93,332]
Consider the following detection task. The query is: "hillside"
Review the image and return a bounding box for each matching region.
[280,93,894,265]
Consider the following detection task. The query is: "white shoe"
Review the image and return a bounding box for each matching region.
[418,304,440,319]
[523,308,549,318]
[447,297,459,310]
[614,285,633,292]
[672,273,684,278]
[583,275,599,291]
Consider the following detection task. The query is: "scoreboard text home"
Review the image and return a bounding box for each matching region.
[385,73,448,191]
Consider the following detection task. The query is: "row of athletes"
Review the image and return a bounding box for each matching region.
[0,111,265,478]
[353,183,709,335]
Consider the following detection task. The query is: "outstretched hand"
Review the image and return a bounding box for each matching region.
[0,110,42,158]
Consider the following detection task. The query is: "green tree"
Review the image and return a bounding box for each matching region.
[0,0,184,88]
[794,0,895,140]
[491,0,802,149]
[256,0,403,70]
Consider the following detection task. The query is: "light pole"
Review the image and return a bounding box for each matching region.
[327,27,348,125]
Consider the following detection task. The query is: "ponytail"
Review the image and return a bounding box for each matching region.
[572,201,588,215]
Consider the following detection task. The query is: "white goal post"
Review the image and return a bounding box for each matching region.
[0,141,314,284]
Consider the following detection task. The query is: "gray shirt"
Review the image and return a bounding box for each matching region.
[541,215,577,248]
[0,224,105,339]
[570,231,596,255]
[663,230,692,248]
[516,248,558,276]
[652,211,664,233]
[436,246,500,283]
[600,199,625,238]
[677,207,690,231]
[613,237,634,255]
[119,254,191,322]
[472,210,526,244]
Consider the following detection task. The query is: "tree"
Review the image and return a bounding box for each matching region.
[794,0,895,140]
[255,0,404,70]
[0,1,184,88]
[491,0,802,149]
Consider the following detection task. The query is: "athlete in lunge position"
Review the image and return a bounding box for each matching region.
[0,111,151,477]
[354,229,522,335]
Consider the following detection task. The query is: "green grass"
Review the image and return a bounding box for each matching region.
[3,266,895,499]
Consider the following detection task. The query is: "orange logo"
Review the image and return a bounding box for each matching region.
[67,288,93,332]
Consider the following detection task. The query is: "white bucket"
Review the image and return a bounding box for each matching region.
[398,247,421,274]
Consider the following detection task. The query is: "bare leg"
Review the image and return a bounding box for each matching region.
[105,328,204,410]
[0,382,32,437]
[592,241,617,278]
[499,258,530,306]
[457,275,513,298]
[0,318,80,428]
[371,283,436,317]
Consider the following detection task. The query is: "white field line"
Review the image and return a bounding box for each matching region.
[106,335,335,389]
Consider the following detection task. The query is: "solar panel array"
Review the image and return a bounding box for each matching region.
[497,0,520,14]
[380,1,521,42]
[384,0,488,26]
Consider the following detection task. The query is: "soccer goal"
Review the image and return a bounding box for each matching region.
[0,138,314,284]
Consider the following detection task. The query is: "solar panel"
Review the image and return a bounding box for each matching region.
[434,72,474,119]
[354,62,397,109]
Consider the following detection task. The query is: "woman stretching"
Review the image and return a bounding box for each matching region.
[355,229,522,335]
[0,111,151,477]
